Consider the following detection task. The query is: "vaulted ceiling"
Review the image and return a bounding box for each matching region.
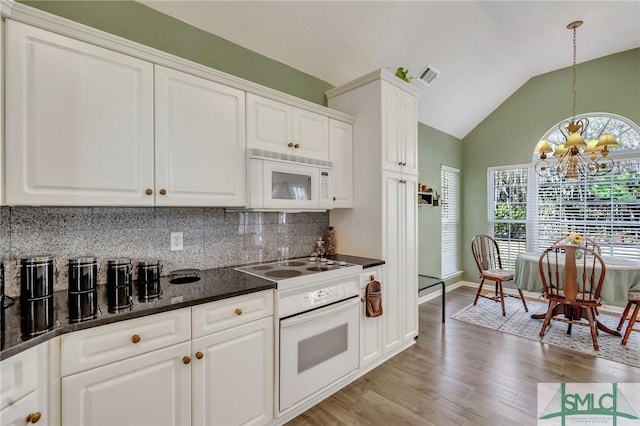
[139,1,640,139]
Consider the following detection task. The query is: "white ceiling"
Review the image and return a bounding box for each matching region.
[139,1,640,139]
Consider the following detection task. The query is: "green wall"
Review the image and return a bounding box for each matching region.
[20,0,332,105]
[461,48,640,283]
[418,123,462,286]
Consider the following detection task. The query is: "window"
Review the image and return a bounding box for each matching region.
[488,113,640,262]
[487,167,532,270]
[441,165,460,278]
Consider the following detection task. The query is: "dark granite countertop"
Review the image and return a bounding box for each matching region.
[1,266,274,360]
[0,253,384,361]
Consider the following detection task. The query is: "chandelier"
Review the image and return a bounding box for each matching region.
[533,20,618,180]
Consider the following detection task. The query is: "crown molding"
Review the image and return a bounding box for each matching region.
[0,0,15,18]
[326,68,423,100]
[6,2,355,124]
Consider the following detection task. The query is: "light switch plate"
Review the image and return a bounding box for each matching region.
[170,232,183,251]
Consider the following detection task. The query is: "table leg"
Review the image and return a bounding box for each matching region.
[531,303,622,337]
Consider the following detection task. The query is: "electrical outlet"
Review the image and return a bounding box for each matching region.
[170,232,183,251]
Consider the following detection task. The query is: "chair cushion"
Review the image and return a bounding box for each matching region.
[629,291,640,302]
[482,269,514,281]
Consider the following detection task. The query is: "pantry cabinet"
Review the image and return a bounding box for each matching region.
[329,119,354,208]
[155,65,246,207]
[5,20,155,206]
[359,267,384,368]
[247,93,329,160]
[328,69,421,356]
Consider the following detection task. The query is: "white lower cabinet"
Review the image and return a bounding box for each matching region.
[359,267,384,368]
[61,342,192,426]
[192,317,274,426]
[1,338,59,426]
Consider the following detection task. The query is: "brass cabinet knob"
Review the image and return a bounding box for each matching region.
[145,188,153,195]
[288,142,294,148]
[398,161,403,166]
[131,334,141,344]
[234,308,243,316]
[294,143,300,149]
[402,162,407,166]
[333,196,336,201]
[26,412,41,424]
[183,356,191,365]
[195,351,204,360]
[159,188,167,196]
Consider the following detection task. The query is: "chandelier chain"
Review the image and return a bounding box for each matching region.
[572,26,577,120]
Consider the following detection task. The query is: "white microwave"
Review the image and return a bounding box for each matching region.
[247,149,333,211]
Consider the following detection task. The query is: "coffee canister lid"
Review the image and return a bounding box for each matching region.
[20,255,55,265]
[68,256,98,266]
[107,258,133,266]
[138,259,161,267]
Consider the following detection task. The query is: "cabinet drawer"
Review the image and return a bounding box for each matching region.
[61,308,190,376]
[1,345,38,410]
[0,390,40,426]
[192,290,273,338]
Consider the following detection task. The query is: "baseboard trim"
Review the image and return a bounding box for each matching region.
[418,280,464,305]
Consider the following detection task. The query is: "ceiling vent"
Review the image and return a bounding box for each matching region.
[417,65,440,86]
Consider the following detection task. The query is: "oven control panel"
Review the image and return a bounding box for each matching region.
[277,275,360,319]
[303,286,341,307]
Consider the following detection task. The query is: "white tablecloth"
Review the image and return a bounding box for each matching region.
[514,252,640,305]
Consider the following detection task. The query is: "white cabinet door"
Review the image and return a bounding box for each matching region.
[192,317,274,426]
[155,66,246,206]
[381,173,403,354]
[381,82,418,175]
[246,93,293,155]
[62,341,191,426]
[294,109,329,160]
[401,175,419,342]
[247,93,329,160]
[5,21,154,206]
[359,267,384,368]
[329,119,354,208]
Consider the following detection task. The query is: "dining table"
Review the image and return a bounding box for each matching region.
[514,251,640,336]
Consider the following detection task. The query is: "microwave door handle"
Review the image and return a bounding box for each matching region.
[280,297,358,328]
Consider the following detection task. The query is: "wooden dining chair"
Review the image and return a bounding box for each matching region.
[538,244,606,350]
[553,236,601,253]
[617,291,640,345]
[471,234,528,316]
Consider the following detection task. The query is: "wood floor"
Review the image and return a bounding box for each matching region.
[286,286,640,425]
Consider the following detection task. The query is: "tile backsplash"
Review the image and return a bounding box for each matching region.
[0,206,329,297]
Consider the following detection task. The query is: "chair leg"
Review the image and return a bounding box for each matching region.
[585,304,599,351]
[621,303,640,346]
[498,281,506,316]
[539,301,555,339]
[617,302,632,331]
[473,279,485,306]
[518,288,528,312]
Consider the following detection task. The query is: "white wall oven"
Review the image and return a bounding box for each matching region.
[236,258,361,415]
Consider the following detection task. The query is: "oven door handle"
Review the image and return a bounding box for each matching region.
[280,297,358,328]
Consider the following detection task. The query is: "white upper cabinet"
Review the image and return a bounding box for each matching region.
[329,119,354,208]
[247,93,329,160]
[5,20,155,206]
[155,65,246,207]
[381,82,418,175]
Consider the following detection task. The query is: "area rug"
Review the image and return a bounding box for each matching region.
[451,297,640,368]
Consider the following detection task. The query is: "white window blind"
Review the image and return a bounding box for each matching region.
[441,166,460,278]
[487,167,531,270]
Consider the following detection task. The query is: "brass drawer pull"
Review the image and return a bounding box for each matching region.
[26,412,41,424]
[235,308,243,316]
[183,356,191,365]
[195,351,204,360]
[159,188,167,195]
[294,143,300,148]
[145,188,153,195]
[131,334,141,344]
[287,142,294,148]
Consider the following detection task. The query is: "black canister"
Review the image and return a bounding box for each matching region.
[20,255,55,338]
[107,258,133,313]
[137,260,162,302]
[68,256,98,323]
[1,260,4,349]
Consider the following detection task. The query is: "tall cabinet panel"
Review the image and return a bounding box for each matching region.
[328,69,421,356]
[5,20,154,206]
[329,119,354,208]
[155,65,246,207]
